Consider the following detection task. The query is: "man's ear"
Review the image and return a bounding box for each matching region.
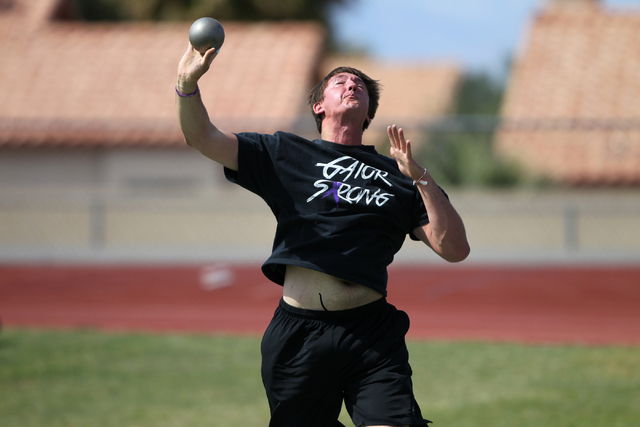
[313,102,325,115]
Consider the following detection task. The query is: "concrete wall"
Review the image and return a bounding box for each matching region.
[1,187,639,265]
[0,147,225,194]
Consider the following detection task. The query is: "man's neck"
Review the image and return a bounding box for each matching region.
[320,123,364,146]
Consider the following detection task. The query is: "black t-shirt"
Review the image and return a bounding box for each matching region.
[224,131,431,296]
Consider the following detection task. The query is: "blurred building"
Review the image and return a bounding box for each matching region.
[496,0,640,185]
[0,0,461,197]
[0,0,325,196]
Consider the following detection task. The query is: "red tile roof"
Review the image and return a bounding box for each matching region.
[0,0,325,147]
[496,1,640,184]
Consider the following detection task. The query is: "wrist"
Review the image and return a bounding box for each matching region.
[176,78,198,96]
[176,85,199,98]
[412,167,429,186]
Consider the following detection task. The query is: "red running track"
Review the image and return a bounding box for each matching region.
[1,263,639,345]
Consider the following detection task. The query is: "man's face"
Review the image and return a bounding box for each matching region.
[314,72,370,124]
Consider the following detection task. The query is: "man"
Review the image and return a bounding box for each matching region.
[176,42,469,427]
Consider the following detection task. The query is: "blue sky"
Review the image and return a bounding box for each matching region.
[330,0,640,76]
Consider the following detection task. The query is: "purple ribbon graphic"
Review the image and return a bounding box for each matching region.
[322,182,342,207]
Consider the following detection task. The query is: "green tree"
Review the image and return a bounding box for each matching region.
[455,71,504,116]
[416,71,529,188]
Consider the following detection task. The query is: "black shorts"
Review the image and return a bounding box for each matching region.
[261,298,430,427]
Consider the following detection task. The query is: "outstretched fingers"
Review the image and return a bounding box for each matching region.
[387,124,426,181]
[387,124,401,151]
[388,124,413,160]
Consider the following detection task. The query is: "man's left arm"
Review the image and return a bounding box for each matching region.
[387,125,470,263]
[411,177,470,262]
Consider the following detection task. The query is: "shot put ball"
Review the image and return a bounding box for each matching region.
[189,17,225,54]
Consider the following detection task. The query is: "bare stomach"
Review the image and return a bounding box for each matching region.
[283,265,383,311]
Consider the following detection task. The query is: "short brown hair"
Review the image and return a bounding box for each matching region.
[308,67,381,134]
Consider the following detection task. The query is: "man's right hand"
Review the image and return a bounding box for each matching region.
[176,44,219,94]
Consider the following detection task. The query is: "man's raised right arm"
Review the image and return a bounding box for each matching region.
[176,44,238,171]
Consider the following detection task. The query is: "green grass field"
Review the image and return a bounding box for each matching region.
[1,329,639,427]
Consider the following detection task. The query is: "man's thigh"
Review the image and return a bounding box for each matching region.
[261,304,344,427]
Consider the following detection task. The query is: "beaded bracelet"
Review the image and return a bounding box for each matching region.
[175,85,199,98]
